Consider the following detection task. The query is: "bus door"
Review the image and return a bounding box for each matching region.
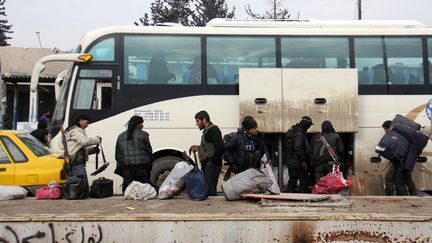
[239,68,358,133]
[69,66,119,123]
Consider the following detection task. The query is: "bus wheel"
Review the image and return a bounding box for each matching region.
[151,156,182,187]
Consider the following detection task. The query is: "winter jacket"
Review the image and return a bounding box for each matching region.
[223,129,269,173]
[115,128,153,169]
[310,132,344,166]
[59,125,100,160]
[198,123,224,166]
[285,124,310,169]
[392,123,429,170]
[31,128,50,146]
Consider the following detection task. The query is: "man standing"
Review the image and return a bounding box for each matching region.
[285,116,314,193]
[381,120,395,196]
[310,120,344,181]
[190,110,224,196]
[115,115,153,193]
[31,121,50,146]
[224,116,269,174]
[39,110,51,125]
[62,114,101,183]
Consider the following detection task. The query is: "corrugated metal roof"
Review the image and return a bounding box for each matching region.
[0,47,69,78]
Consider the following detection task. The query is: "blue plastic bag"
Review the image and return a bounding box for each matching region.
[186,167,207,201]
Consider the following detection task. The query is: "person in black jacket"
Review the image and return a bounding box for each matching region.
[190,110,224,196]
[310,120,344,181]
[115,115,153,193]
[31,121,50,146]
[381,120,396,196]
[224,116,269,174]
[285,116,314,193]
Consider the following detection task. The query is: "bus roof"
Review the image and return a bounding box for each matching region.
[79,19,432,51]
[206,18,427,28]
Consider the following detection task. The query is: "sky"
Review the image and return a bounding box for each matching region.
[4,0,432,50]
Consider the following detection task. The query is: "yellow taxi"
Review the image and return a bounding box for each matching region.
[0,130,66,189]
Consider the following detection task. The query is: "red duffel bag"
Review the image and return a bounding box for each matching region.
[36,182,62,199]
[312,164,352,194]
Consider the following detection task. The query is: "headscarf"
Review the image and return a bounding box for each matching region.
[127,115,144,139]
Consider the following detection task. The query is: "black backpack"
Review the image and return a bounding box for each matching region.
[223,131,238,144]
[63,176,89,200]
[90,177,113,198]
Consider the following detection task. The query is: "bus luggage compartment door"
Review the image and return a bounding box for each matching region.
[239,69,283,133]
[239,68,358,133]
[282,69,358,133]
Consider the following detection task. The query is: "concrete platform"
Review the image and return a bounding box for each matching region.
[1,195,432,242]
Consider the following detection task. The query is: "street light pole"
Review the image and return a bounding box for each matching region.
[35,31,42,48]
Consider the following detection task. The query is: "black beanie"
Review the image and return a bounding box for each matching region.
[242,116,257,130]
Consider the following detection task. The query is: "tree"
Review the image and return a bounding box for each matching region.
[0,0,12,46]
[245,0,290,20]
[135,0,193,26]
[192,0,235,26]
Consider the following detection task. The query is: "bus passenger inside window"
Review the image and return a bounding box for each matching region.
[337,58,348,68]
[148,53,176,84]
[183,57,216,84]
[371,64,390,84]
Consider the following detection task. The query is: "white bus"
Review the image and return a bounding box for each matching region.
[31,19,432,194]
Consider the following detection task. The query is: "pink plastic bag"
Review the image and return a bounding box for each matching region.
[312,164,352,194]
[36,183,62,199]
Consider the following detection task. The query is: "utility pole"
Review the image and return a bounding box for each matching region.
[357,0,362,20]
[35,31,42,48]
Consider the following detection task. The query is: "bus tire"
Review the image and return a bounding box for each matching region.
[151,156,182,187]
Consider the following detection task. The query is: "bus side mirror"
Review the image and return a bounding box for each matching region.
[370,156,382,163]
[416,156,428,163]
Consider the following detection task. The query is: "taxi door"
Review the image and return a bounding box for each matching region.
[0,141,14,185]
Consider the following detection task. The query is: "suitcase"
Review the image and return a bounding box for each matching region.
[90,177,113,198]
[375,130,410,161]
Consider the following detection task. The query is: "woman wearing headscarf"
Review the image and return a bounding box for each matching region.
[310,120,344,181]
[115,115,153,193]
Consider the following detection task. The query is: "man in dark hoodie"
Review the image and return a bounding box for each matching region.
[190,110,224,196]
[115,115,153,193]
[310,120,344,181]
[224,116,269,174]
[31,121,50,146]
[285,116,314,193]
